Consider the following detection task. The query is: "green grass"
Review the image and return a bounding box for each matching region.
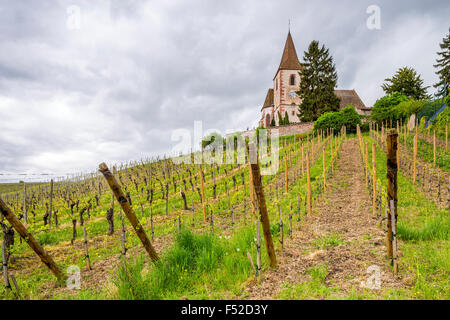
[111,228,258,300]
[364,133,449,299]
[313,233,344,249]
[398,215,449,241]
[278,263,338,299]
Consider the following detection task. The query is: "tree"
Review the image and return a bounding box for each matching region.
[314,105,361,134]
[381,67,429,100]
[283,111,290,125]
[297,40,340,122]
[277,111,283,126]
[370,92,408,124]
[434,28,450,90]
[270,117,276,127]
[391,99,426,121]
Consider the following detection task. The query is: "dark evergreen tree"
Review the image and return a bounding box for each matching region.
[277,111,284,126]
[434,28,450,90]
[297,40,340,122]
[270,117,276,127]
[284,111,290,125]
[382,67,429,100]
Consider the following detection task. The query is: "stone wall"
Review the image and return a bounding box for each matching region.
[233,122,314,139]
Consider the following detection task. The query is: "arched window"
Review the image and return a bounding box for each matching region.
[265,114,271,128]
[290,74,295,85]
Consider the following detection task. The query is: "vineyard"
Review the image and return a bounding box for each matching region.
[0,124,448,300]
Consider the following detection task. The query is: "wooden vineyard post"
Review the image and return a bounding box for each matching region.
[49,179,53,229]
[413,126,418,183]
[386,130,398,261]
[199,166,207,222]
[365,143,369,188]
[0,197,65,282]
[99,163,159,262]
[23,182,27,225]
[249,144,277,269]
[306,152,312,217]
[390,200,398,275]
[372,143,377,217]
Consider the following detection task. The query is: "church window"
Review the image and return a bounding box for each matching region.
[290,74,295,85]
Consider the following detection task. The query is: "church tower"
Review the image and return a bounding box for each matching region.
[260,32,303,128]
[273,31,303,125]
[259,32,370,128]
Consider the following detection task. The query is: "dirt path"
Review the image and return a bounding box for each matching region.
[244,138,408,299]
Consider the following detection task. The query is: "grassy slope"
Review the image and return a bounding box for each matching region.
[364,134,449,299]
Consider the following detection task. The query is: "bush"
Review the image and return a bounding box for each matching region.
[340,105,362,133]
[370,92,408,124]
[391,99,426,121]
[314,105,361,134]
[360,122,370,132]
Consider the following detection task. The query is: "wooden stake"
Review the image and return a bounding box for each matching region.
[365,143,369,188]
[99,163,159,262]
[0,197,65,282]
[386,129,398,260]
[390,200,398,275]
[249,145,277,268]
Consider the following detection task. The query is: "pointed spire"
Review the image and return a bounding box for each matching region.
[277,31,302,71]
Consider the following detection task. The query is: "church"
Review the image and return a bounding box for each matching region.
[259,32,371,128]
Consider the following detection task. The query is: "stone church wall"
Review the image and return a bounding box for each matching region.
[236,121,314,139]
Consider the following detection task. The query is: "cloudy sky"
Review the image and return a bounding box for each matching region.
[0,0,448,182]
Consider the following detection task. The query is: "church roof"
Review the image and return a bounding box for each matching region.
[277,32,302,72]
[334,89,370,111]
[261,88,274,111]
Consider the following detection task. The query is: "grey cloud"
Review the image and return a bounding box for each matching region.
[0,0,449,182]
